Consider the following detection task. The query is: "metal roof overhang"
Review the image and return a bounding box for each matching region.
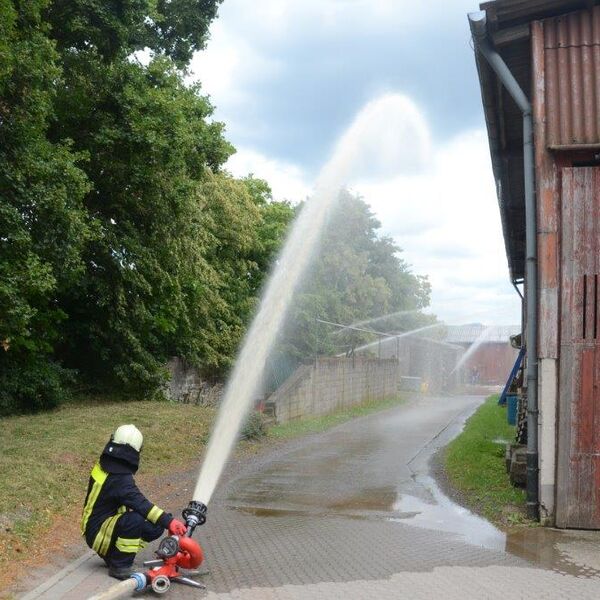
[472,0,597,281]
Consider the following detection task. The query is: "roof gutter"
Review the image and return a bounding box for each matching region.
[468,11,539,520]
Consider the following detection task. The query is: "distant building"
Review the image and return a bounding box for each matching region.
[445,324,520,385]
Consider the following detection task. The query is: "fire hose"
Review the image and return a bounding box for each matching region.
[87,501,207,599]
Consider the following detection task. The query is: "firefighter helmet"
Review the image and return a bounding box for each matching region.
[112,424,143,452]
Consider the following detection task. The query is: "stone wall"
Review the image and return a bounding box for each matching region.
[165,357,223,406]
[269,356,399,423]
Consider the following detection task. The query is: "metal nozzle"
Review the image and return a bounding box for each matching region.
[182,501,207,536]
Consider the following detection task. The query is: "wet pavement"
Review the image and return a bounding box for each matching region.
[21,395,600,599]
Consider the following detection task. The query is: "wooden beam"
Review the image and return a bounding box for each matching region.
[492,23,531,46]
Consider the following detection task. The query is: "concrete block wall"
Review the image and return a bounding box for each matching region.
[270,357,399,424]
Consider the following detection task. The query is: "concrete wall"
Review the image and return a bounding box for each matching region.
[270,357,399,423]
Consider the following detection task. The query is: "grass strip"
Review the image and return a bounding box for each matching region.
[269,394,404,439]
[444,394,528,527]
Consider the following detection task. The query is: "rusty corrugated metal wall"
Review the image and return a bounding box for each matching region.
[542,6,600,148]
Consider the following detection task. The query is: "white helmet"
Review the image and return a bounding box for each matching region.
[112,424,143,452]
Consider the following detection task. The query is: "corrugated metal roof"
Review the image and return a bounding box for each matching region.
[543,6,600,147]
[481,0,595,29]
[445,323,521,344]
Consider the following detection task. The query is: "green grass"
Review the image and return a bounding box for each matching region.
[444,394,529,527]
[269,395,404,439]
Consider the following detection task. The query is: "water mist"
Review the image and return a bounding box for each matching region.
[192,94,430,506]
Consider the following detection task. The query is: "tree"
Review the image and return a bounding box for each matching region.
[242,176,296,295]
[0,0,91,413]
[176,173,293,378]
[51,53,236,389]
[270,190,432,377]
[38,0,239,391]
[45,0,222,66]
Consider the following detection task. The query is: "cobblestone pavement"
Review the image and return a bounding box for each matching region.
[21,395,600,599]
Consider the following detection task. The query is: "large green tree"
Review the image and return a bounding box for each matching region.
[52,55,235,389]
[42,0,254,390]
[1,0,295,412]
[0,0,91,413]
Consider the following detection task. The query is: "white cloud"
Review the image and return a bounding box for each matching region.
[354,128,519,325]
[226,147,311,203]
[189,21,282,139]
[190,0,481,159]
[226,122,520,327]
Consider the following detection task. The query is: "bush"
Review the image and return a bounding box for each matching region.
[0,358,72,416]
[240,410,268,440]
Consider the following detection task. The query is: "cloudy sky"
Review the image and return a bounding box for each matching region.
[189,0,521,326]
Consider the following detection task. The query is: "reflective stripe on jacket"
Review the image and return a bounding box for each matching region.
[81,463,172,555]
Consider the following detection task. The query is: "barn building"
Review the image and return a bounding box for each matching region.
[470,0,600,526]
[445,324,520,385]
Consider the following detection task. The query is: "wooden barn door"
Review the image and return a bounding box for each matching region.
[556,167,600,528]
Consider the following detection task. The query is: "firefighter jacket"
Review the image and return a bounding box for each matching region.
[80,440,173,556]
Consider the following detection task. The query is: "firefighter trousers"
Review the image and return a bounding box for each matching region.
[105,511,163,568]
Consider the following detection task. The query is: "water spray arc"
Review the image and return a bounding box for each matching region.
[190,181,340,506]
[352,322,444,354]
[188,93,430,511]
[450,326,491,375]
[335,309,421,333]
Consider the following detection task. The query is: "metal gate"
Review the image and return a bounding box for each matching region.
[556,167,600,528]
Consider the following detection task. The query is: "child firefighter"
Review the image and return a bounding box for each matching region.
[81,424,187,579]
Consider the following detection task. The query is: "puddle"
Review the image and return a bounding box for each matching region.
[228,485,399,520]
[230,506,310,518]
[390,475,506,551]
[229,505,379,522]
[506,528,600,578]
[224,396,600,578]
[325,486,398,512]
[230,473,600,579]
[391,476,600,578]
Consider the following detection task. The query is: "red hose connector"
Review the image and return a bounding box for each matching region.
[146,535,204,586]
[177,536,204,569]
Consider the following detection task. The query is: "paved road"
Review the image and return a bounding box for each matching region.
[22,395,600,599]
